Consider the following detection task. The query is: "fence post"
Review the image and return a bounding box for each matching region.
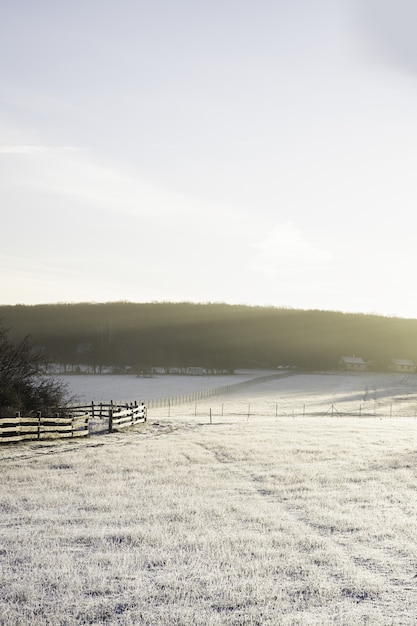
[37,411,41,440]
[109,401,113,433]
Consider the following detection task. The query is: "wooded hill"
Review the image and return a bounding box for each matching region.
[1,302,417,373]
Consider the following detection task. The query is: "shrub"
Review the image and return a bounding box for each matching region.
[0,324,70,416]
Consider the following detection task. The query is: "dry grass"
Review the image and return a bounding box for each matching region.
[1,413,417,625]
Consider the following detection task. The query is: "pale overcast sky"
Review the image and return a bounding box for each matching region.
[1,0,417,318]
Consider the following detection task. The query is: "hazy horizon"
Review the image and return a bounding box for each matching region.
[2,1,417,318]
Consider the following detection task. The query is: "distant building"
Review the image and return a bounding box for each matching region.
[338,356,367,371]
[187,367,206,375]
[388,358,416,373]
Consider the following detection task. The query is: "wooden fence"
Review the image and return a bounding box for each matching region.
[0,401,147,444]
[108,402,147,432]
[0,411,89,444]
[54,401,147,434]
[63,401,146,424]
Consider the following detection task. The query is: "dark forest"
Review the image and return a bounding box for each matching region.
[1,302,416,373]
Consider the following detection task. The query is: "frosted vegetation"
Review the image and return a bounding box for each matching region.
[1,373,417,625]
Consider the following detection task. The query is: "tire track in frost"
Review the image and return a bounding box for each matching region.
[193,439,417,615]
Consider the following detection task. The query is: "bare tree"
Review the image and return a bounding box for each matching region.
[0,324,70,416]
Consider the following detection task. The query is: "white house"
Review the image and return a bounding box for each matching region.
[338,356,367,371]
[388,358,415,373]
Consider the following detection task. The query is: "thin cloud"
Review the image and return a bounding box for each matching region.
[250,222,331,279]
[2,253,80,278]
[0,145,85,154]
[253,222,330,262]
[9,146,243,223]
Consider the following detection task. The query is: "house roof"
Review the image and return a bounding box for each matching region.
[339,356,366,364]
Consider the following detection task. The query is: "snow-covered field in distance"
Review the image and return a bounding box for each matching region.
[181,370,417,419]
[57,369,274,403]
[59,370,417,418]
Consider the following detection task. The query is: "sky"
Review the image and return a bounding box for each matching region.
[1,0,417,318]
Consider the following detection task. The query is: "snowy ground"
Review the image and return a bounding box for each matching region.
[1,414,417,624]
[58,369,273,404]
[1,371,417,624]
[60,370,417,418]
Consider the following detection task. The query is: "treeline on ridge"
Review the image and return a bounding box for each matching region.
[1,302,416,373]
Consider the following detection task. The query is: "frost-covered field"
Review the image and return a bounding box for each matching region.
[148,371,417,420]
[1,372,417,625]
[59,370,270,404]
[60,370,417,419]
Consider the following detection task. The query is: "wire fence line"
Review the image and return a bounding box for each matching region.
[144,372,290,409]
[148,395,417,421]
[142,372,417,419]
[150,400,417,420]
